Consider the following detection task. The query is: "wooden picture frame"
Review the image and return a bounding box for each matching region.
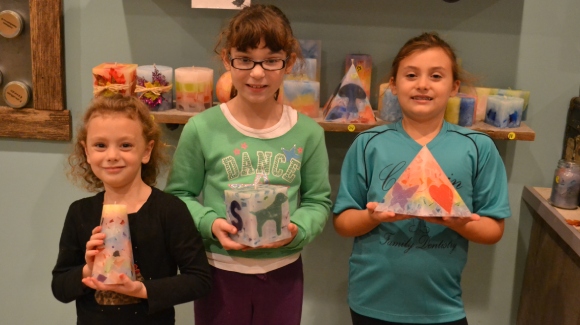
[0,0,70,141]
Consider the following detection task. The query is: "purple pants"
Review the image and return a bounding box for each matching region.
[194,256,303,325]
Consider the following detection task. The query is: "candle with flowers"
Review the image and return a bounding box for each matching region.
[92,63,137,97]
[136,65,173,111]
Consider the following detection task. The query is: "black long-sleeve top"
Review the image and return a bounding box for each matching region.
[52,187,211,325]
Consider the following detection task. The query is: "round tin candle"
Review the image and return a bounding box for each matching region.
[3,81,31,108]
[0,10,24,38]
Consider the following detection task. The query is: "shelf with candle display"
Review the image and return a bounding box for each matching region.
[149,108,535,140]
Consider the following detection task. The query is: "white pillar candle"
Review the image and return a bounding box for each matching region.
[175,67,214,112]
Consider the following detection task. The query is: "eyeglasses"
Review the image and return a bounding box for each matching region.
[229,56,289,71]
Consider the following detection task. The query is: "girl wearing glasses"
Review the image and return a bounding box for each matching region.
[165,4,332,325]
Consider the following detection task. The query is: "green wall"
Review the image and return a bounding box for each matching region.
[1,0,578,324]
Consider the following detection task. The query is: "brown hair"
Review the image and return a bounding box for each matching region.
[214,4,301,59]
[389,32,465,84]
[68,94,169,192]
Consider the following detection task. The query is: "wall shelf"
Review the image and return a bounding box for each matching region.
[150,108,536,141]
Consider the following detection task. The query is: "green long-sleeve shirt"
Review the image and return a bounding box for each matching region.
[165,105,331,259]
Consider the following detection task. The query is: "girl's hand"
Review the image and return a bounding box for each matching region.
[83,226,105,278]
[249,223,299,250]
[82,274,147,299]
[367,202,414,223]
[418,213,481,230]
[211,218,250,251]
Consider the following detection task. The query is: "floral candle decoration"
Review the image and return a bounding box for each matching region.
[136,64,173,111]
[92,63,137,97]
[92,204,135,284]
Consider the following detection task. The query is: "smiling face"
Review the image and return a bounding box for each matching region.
[224,39,293,108]
[390,47,460,123]
[83,113,153,193]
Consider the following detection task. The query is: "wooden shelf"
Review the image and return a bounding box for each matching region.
[150,108,536,141]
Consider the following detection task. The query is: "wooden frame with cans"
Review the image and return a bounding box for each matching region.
[0,0,70,141]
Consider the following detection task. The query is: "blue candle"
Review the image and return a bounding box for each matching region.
[485,95,524,128]
[458,96,476,127]
[378,84,402,123]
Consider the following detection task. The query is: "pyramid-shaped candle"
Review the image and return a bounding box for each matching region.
[91,204,135,284]
[375,147,471,217]
[225,184,291,247]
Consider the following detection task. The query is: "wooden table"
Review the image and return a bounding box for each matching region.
[518,186,580,324]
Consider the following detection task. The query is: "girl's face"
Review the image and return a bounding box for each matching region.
[390,47,460,123]
[224,39,293,107]
[83,114,153,192]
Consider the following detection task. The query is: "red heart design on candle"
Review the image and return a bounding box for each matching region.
[429,184,453,213]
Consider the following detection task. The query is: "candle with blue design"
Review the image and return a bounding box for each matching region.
[484,95,524,128]
[225,181,291,247]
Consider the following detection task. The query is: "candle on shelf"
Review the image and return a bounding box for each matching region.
[175,66,214,112]
[136,65,173,111]
[92,63,137,97]
[345,54,372,97]
[485,95,524,128]
[289,58,317,82]
[496,88,531,119]
[549,159,580,209]
[458,94,476,127]
[281,80,320,118]
[474,87,492,122]
[444,96,461,125]
[92,204,135,284]
[225,184,291,247]
[298,39,321,81]
[377,83,402,123]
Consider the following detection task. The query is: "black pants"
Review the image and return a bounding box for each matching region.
[350,309,468,325]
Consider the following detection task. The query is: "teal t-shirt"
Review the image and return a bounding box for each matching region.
[333,121,511,323]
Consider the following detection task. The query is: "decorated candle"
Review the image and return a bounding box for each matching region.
[458,95,476,127]
[298,39,322,81]
[495,88,531,119]
[474,87,492,122]
[377,84,402,123]
[288,58,317,82]
[225,184,291,247]
[444,96,461,125]
[281,80,320,118]
[549,159,580,209]
[92,204,135,284]
[485,95,524,128]
[445,94,476,127]
[175,66,214,112]
[92,63,137,97]
[136,65,173,111]
[345,54,372,97]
